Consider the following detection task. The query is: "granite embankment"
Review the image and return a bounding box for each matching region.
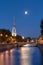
[37,44,43,65]
[37,44,43,53]
[0,44,14,52]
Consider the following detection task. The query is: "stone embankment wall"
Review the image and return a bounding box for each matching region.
[37,44,43,53]
[37,44,43,65]
[0,44,14,52]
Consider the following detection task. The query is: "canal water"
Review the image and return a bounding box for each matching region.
[0,44,42,65]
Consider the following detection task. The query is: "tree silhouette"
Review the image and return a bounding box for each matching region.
[40,19,43,36]
[0,29,11,42]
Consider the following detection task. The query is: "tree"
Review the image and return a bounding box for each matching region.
[0,29,11,36]
[40,19,43,36]
[16,35,22,42]
[0,29,12,42]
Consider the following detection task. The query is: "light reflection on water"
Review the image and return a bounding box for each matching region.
[0,44,42,65]
[21,46,41,65]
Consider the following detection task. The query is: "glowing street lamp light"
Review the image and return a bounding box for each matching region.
[22,36,25,39]
[5,34,8,37]
[0,34,3,36]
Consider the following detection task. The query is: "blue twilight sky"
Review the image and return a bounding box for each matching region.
[0,0,43,38]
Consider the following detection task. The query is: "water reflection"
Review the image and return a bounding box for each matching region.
[0,44,42,65]
[21,46,41,65]
[0,49,14,65]
[13,48,21,65]
[0,53,4,65]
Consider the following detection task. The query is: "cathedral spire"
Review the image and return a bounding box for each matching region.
[12,18,17,36]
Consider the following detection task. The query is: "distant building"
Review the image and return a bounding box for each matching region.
[12,18,17,36]
[30,38,36,43]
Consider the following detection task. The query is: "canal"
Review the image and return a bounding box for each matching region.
[0,44,43,65]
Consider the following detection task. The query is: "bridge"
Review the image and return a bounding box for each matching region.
[0,42,43,54]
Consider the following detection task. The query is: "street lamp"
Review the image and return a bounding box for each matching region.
[5,34,8,37]
[22,36,25,39]
[0,33,3,36]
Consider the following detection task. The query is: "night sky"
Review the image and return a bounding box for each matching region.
[0,0,43,38]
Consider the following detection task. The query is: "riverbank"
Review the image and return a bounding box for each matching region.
[0,43,23,52]
[37,44,43,53]
[37,44,43,65]
[0,44,14,52]
[0,43,43,52]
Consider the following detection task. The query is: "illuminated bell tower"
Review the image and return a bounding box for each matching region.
[12,18,17,36]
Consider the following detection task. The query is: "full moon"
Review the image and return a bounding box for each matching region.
[25,11,28,15]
